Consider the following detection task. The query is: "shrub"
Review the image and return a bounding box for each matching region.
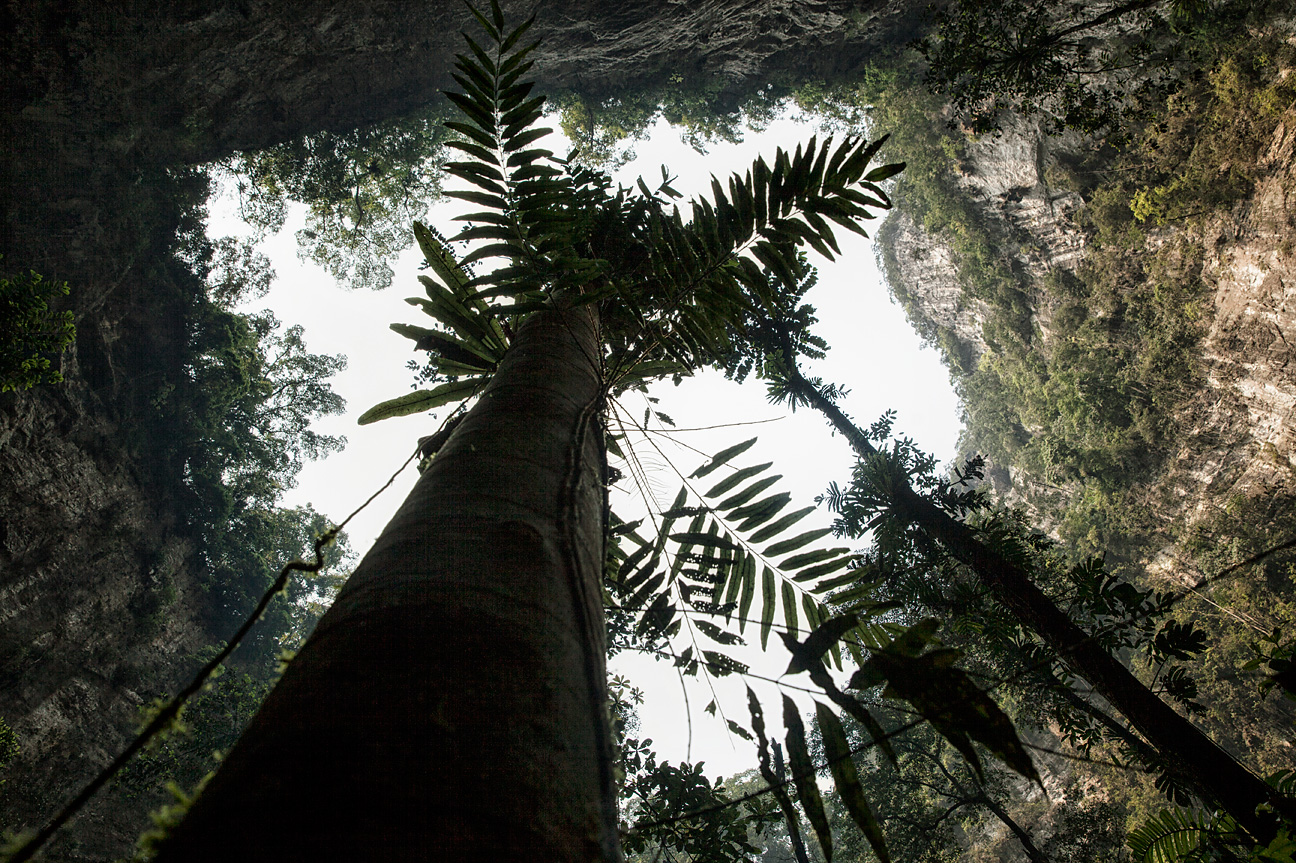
[0,263,75,393]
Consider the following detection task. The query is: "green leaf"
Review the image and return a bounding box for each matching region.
[864,162,906,183]
[725,719,754,741]
[461,242,525,268]
[730,491,790,523]
[444,138,500,166]
[704,462,773,498]
[415,279,499,356]
[716,475,782,511]
[506,148,554,168]
[403,324,500,367]
[668,531,740,552]
[853,647,1041,786]
[617,541,654,583]
[702,650,748,677]
[498,14,536,54]
[446,189,510,211]
[501,95,547,130]
[691,437,758,478]
[777,545,850,571]
[748,688,809,860]
[358,379,481,425]
[736,494,792,532]
[782,581,799,639]
[414,221,472,293]
[749,505,816,543]
[760,565,777,649]
[798,654,898,766]
[784,696,832,863]
[626,571,666,612]
[462,35,498,77]
[695,619,743,646]
[668,514,710,581]
[467,2,500,40]
[792,555,859,583]
[504,126,553,152]
[444,91,497,133]
[444,120,497,151]
[817,703,889,863]
[1127,809,1208,863]
[738,554,757,633]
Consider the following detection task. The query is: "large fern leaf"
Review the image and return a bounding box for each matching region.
[608,439,888,669]
[1127,809,1211,863]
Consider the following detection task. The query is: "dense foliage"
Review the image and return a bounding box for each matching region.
[222,109,451,291]
[0,263,75,392]
[794,11,1296,859]
[916,0,1272,137]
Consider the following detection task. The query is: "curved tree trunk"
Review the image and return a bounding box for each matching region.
[155,305,619,861]
[782,365,1291,842]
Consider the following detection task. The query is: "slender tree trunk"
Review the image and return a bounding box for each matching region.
[782,367,1291,841]
[155,305,619,861]
[1048,0,1160,44]
[930,752,1051,863]
[972,789,1050,863]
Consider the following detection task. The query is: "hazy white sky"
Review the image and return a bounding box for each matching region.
[207,108,961,779]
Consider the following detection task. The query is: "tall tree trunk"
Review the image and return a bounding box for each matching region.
[155,305,619,861]
[781,365,1291,841]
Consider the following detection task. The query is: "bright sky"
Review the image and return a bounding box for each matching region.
[206,108,961,780]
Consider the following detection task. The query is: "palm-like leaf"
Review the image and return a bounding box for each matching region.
[361,0,899,425]
[604,439,885,664]
[1127,809,1211,863]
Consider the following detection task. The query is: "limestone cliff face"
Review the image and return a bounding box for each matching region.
[882,209,993,360]
[883,113,1089,364]
[1148,114,1296,570]
[0,386,209,860]
[877,104,1296,568]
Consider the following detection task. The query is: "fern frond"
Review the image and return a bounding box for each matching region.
[608,436,891,666]
[1127,809,1210,863]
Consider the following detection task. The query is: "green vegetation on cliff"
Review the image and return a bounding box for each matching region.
[818,14,1296,855]
[0,265,75,393]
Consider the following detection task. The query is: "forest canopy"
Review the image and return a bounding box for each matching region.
[4,1,1296,862]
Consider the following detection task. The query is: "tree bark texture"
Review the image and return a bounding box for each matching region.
[154,305,618,862]
[789,374,1291,841]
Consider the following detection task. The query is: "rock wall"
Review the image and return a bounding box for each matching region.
[0,386,209,860]
[1148,112,1296,567]
[878,99,1296,570]
[882,113,1089,364]
[3,0,924,166]
[881,209,992,359]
